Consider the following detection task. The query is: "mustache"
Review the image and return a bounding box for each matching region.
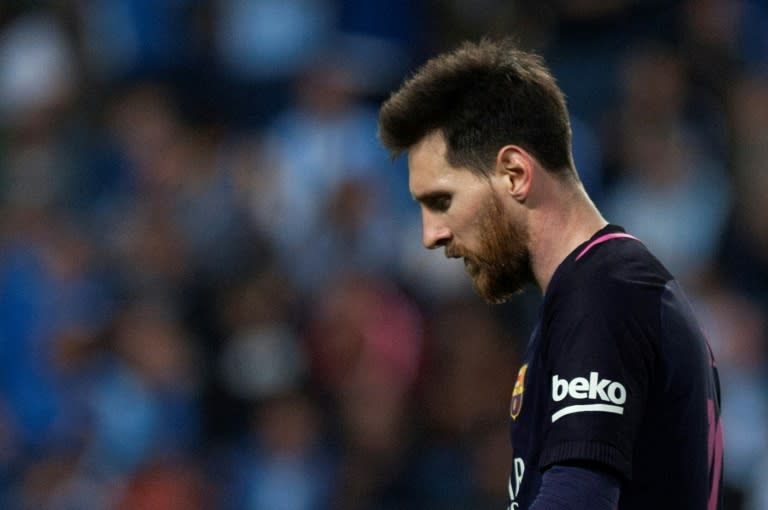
[444,246,466,259]
[445,247,484,267]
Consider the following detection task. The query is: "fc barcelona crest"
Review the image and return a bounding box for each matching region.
[510,364,528,420]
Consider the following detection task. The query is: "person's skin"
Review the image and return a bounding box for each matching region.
[408,130,608,297]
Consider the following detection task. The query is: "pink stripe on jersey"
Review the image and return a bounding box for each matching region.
[707,399,724,510]
[575,233,639,261]
[707,400,723,510]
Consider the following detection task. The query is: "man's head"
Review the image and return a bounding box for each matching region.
[378,39,577,302]
[378,38,575,178]
[405,132,534,303]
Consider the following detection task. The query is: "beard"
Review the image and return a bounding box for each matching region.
[450,195,533,304]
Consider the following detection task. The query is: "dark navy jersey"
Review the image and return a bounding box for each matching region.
[508,225,723,510]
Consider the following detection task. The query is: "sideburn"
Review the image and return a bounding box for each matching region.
[472,194,534,304]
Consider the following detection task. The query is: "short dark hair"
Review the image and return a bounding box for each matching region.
[378,39,575,177]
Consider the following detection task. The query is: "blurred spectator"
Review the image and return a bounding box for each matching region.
[170,131,257,282]
[306,273,423,509]
[217,267,305,402]
[80,298,201,481]
[0,9,97,226]
[97,81,259,294]
[338,0,422,55]
[76,0,196,80]
[752,452,768,510]
[419,300,517,439]
[215,0,333,81]
[718,76,768,308]
[544,0,680,125]
[0,12,77,129]
[603,45,731,281]
[679,0,743,155]
[249,57,400,291]
[0,212,110,455]
[470,421,514,509]
[408,299,517,509]
[604,123,730,280]
[218,393,335,510]
[116,460,210,510]
[739,0,768,74]
[13,452,109,510]
[693,279,768,509]
[213,0,335,125]
[306,273,423,401]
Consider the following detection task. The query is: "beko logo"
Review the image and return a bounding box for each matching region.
[551,372,626,423]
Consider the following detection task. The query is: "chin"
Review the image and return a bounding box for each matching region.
[472,273,525,304]
[477,288,524,305]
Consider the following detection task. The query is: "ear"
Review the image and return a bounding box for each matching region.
[495,145,534,202]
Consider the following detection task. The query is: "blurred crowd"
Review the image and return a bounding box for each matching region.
[0,0,766,509]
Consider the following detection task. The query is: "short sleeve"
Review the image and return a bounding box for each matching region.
[538,284,657,479]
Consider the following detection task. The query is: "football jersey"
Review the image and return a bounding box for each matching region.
[507,225,723,510]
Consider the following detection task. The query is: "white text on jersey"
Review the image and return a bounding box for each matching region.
[551,372,626,422]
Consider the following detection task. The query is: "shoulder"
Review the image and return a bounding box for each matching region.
[538,233,667,377]
[548,233,672,314]
[539,231,673,362]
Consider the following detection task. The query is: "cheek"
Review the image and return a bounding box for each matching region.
[448,188,499,249]
[454,228,484,257]
[456,205,489,245]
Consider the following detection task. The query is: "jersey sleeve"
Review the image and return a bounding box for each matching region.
[538,282,658,480]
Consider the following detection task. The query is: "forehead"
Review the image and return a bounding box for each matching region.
[408,132,469,196]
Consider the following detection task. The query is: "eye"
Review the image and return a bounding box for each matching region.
[414,191,453,213]
[427,195,452,212]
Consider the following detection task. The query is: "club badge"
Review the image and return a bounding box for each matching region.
[510,363,528,420]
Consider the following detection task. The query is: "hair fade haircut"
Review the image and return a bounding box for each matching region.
[378,39,575,178]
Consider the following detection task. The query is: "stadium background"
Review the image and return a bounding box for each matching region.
[0,0,766,508]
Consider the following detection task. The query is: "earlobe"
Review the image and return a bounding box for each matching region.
[496,145,533,202]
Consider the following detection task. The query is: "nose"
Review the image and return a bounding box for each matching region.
[422,211,452,249]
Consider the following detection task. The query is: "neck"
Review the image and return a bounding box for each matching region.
[528,181,607,293]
